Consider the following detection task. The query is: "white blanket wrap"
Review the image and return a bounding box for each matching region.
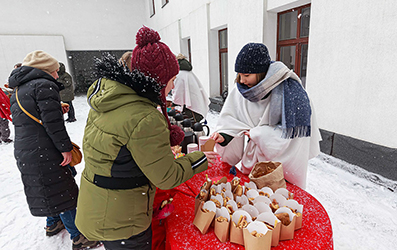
[215,86,321,189]
[172,70,210,119]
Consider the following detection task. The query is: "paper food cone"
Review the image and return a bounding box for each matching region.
[275,207,296,241]
[194,190,209,216]
[214,219,229,242]
[230,210,252,245]
[283,199,304,230]
[256,212,281,247]
[295,213,302,230]
[200,138,216,152]
[193,201,216,234]
[243,221,272,250]
[271,221,281,246]
[279,216,296,240]
[230,222,244,245]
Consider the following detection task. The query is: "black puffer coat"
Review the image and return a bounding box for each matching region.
[8,66,78,217]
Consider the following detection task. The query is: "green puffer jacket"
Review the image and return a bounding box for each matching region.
[75,54,208,241]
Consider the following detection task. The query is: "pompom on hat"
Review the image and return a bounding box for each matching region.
[131,26,183,146]
[22,50,59,75]
[235,43,271,74]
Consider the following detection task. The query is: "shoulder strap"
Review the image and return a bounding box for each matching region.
[15,88,43,125]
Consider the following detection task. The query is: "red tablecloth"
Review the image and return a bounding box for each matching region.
[152,158,333,250]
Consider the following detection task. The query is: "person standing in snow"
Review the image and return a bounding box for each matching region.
[172,53,210,122]
[0,88,13,144]
[210,43,321,189]
[8,50,101,250]
[58,62,76,122]
[75,26,217,250]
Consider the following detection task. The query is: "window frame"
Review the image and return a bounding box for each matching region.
[149,0,155,17]
[218,28,228,96]
[187,38,192,63]
[276,4,310,86]
[161,0,169,8]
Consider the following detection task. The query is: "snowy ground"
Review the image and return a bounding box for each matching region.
[1,95,396,250]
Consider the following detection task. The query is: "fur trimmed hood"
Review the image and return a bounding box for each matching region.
[93,53,162,106]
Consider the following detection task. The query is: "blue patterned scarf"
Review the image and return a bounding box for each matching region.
[237,62,311,139]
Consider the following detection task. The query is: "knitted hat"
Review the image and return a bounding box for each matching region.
[22,50,59,75]
[131,26,183,146]
[235,43,271,74]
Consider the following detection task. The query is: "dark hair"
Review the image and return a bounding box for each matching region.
[235,72,267,85]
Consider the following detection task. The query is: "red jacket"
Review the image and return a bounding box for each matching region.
[0,90,12,121]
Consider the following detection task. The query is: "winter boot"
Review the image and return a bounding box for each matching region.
[66,118,77,123]
[45,220,65,236]
[2,138,13,143]
[72,234,102,250]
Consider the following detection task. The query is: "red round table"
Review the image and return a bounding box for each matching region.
[152,158,333,250]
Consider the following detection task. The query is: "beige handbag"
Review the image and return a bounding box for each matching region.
[248,161,286,191]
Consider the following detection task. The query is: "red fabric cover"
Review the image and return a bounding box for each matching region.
[0,90,12,121]
[152,157,334,250]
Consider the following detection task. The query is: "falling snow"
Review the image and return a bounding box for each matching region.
[0,96,396,249]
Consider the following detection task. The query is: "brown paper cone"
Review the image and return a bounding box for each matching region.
[194,191,210,216]
[229,222,244,245]
[200,138,216,152]
[243,228,272,250]
[295,213,302,230]
[271,222,281,247]
[279,216,296,241]
[214,219,230,243]
[192,203,216,234]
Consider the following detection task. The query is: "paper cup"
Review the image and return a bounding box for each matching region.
[187,143,199,153]
[199,136,210,147]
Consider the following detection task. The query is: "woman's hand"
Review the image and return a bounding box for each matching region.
[61,103,69,114]
[203,151,218,165]
[61,151,72,166]
[243,131,251,139]
[210,132,225,144]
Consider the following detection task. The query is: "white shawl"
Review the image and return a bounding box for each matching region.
[215,86,321,189]
[172,70,210,119]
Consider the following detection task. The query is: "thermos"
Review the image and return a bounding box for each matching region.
[181,131,195,154]
[174,113,184,129]
[192,122,210,143]
[167,109,177,125]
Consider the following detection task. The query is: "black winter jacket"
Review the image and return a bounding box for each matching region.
[8,66,78,217]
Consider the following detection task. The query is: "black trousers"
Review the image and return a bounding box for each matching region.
[102,225,152,250]
[66,101,75,120]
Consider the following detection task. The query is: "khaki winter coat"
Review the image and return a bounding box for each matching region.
[75,56,208,241]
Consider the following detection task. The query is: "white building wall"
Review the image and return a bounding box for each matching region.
[307,0,397,148]
[0,0,395,149]
[0,35,68,82]
[0,0,147,82]
[0,0,146,50]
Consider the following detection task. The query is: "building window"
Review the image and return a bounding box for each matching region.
[187,38,192,63]
[149,0,155,17]
[161,0,169,7]
[277,4,310,87]
[219,28,228,97]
